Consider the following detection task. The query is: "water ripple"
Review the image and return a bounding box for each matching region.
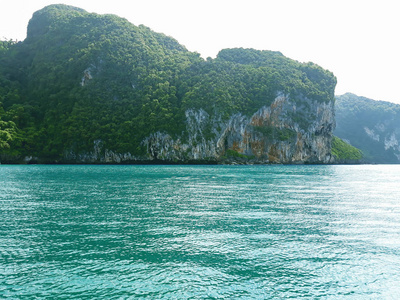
[1,165,400,298]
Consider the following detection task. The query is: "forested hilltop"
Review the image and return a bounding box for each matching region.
[335,93,400,163]
[1,4,347,164]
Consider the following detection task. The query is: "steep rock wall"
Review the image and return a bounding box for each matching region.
[142,94,335,164]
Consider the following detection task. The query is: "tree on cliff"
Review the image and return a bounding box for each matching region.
[0,112,17,150]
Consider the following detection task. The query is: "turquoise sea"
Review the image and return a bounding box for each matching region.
[1,165,400,299]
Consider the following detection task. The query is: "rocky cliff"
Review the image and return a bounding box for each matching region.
[62,93,335,164]
[0,5,337,164]
[335,93,400,163]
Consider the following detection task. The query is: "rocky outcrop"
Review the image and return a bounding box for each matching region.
[63,140,137,163]
[138,93,334,164]
[1,5,339,165]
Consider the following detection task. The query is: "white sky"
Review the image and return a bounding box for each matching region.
[1,0,399,104]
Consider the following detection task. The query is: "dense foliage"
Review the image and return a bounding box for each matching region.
[0,4,337,162]
[331,136,363,162]
[335,93,400,163]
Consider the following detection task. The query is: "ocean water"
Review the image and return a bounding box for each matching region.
[1,164,400,299]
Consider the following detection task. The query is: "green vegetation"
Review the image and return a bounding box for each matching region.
[220,149,255,162]
[0,116,17,150]
[331,136,363,162]
[225,149,248,159]
[0,4,337,162]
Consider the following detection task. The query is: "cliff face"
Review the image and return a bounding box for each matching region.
[335,93,400,163]
[63,93,335,164]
